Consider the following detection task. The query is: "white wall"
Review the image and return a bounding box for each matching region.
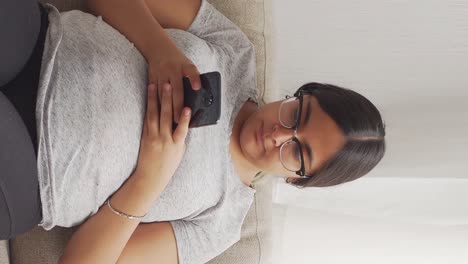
[272,204,468,264]
[269,0,468,263]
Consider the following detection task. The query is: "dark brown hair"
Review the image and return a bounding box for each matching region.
[286,82,386,188]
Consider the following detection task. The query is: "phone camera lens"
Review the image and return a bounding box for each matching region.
[203,93,214,106]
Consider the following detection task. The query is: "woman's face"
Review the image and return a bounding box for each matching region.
[239,95,346,180]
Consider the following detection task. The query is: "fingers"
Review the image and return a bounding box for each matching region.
[145,82,189,143]
[148,68,158,88]
[157,76,169,103]
[173,107,191,143]
[148,63,199,139]
[146,84,159,135]
[182,64,201,91]
[160,82,173,137]
[148,67,162,103]
[170,74,184,123]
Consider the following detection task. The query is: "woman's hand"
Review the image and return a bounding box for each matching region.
[148,45,201,124]
[87,0,201,123]
[135,83,191,188]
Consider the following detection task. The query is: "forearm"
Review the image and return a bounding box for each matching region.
[86,0,176,62]
[59,172,167,263]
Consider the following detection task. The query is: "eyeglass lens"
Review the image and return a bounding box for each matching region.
[279,97,300,128]
[280,141,302,171]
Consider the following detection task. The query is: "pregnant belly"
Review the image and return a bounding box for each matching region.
[41,20,151,225]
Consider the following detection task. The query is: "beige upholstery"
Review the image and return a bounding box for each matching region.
[0,240,8,263]
[0,0,274,263]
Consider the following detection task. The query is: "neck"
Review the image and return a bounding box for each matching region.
[229,101,259,186]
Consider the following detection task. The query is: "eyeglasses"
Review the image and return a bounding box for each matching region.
[278,91,312,179]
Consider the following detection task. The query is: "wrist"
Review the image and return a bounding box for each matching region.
[132,169,170,194]
[144,32,178,62]
[105,172,162,219]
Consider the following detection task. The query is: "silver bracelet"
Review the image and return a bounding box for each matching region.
[105,199,147,220]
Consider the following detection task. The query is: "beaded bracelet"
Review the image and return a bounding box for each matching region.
[105,199,147,220]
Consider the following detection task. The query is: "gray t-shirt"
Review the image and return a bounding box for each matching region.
[36,1,259,263]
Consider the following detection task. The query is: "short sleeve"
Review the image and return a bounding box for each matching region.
[184,0,259,103]
[187,0,254,55]
[169,193,255,264]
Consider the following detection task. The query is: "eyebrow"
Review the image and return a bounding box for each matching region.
[302,99,313,171]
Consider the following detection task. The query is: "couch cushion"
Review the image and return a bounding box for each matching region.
[10,225,77,264]
[0,240,9,264]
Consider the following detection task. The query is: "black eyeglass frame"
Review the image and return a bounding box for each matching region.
[280,89,313,179]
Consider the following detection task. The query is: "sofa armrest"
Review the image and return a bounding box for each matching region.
[0,240,10,264]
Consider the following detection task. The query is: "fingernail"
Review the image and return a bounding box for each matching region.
[184,108,191,116]
[164,84,171,92]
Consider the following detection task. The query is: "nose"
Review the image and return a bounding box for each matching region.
[271,124,295,147]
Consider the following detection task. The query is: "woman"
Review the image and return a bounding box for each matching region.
[0,0,386,263]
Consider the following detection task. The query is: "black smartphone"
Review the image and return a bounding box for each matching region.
[177,71,221,128]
